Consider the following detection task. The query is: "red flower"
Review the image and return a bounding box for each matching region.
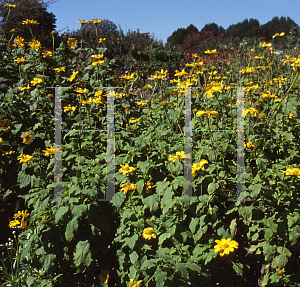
[203,60,207,64]
[223,47,226,51]
[221,54,224,58]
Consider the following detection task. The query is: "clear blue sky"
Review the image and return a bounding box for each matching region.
[46,0,300,44]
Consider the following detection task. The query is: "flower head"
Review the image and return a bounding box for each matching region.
[119,164,135,175]
[129,279,143,287]
[5,2,16,8]
[18,154,33,163]
[99,269,109,283]
[142,227,157,240]
[282,165,300,178]
[22,19,38,25]
[28,40,41,51]
[67,38,77,49]
[22,132,32,144]
[214,238,239,257]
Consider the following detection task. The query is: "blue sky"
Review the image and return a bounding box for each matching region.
[46,0,300,44]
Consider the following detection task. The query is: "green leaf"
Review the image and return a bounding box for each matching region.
[289,225,300,244]
[141,259,159,270]
[19,172,31,188]
[175,262,188,278]
[65,216,79,242]
[55,206,69,223]
[154,270,168,287]
[155,181,170,196]
[73,240,93,268]
[125,234,138,250]
[186,262,201,273]
[238,206,252,223]
[189,218,199,234]
[42,253,56,272]
[161,187,174,214]
[129,251,138,264]
[137,160,150,175]
[158,232,172,245]
[248,183,262,197]
[217,227,230,238]
[275,254,288,269]
[142,194,159,213]
[207,182,219,194]
[71,204,87,218]
[232,261,243,276]
[263,228,273,242]
[129,266,137,281]
[230,218,237,238]
[26,276,37,286]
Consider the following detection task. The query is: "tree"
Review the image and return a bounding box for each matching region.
[180,31,222,54]
[0,0,60,49]
[167,24,199,47]
[201,22,226,37]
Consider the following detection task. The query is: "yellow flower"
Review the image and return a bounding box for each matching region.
[129,279,143,287]
[91,53,104,59]
[23,132,33,144]
[53,67,65,73]
[289,113,296,119]
[63,104,76,112]
[2,148,15,156]
[204,49,217,54]
[42,146,62,158]
[22,19,38,25]
[0,138,2,143]
[144,84,152,89]
[214,238,239,257]
[176,151,186,159]
[192,159,209,176]
[277,269,284,276]
[42,50,53,57]
[9,220,20,228]
[77,19,89,24]
[17,84,30,91]
[119,164,136,175]
[69,71,79,82]
[120,72,135,80]
[142,227,157,240]
[74,87,88,93]
[67,38,77,49]
[91,19,101,24]
[282,165,300,178]
[14,57,26,63]
[16,36,25,47]
[145,181,153,194]
[259,113,265,119]
[18,154,33,163]
[40,219,47,225]
[259,42,272,47]
[161,101,168,105]
[5,2,16,8]
[31,77,43,86]
[14,210,30,229]
[244,141,255,148]
[196,110,219,120]
[120,182,137,194]
[240,67,255,74]
[28,39,41,51]
[168,155,179,163]
[99,38,106,43]
[92,60,105,66]
[243,107,259,117]
[99,269,109,283]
